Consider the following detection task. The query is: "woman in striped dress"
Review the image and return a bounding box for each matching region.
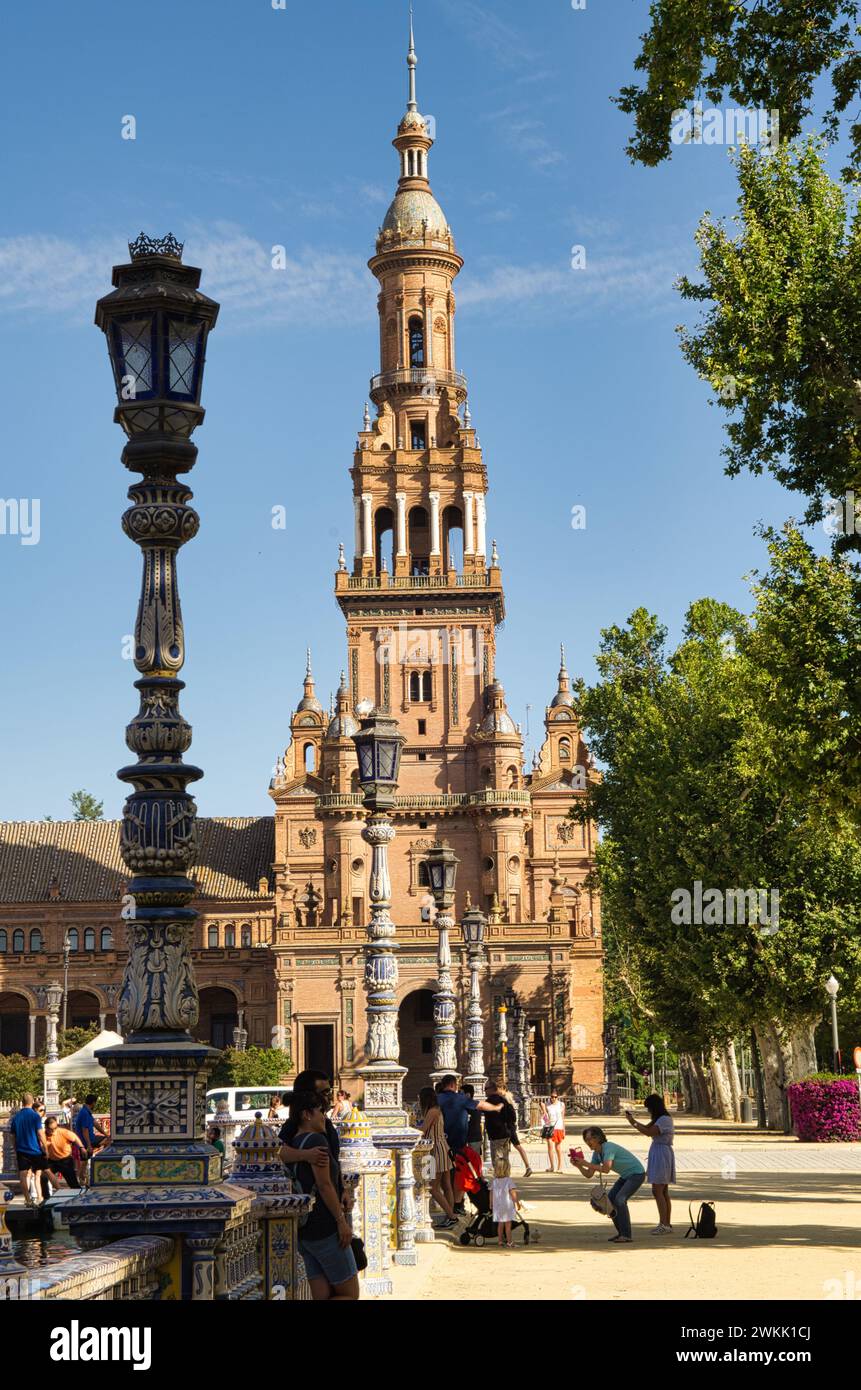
[419,1086,459,1229]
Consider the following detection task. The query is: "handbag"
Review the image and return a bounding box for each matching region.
[351,1235,368,1271]
[540,1124,554,1140]
[589,1173,616,1219]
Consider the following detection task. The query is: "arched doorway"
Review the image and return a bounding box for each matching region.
[0,992,30,1056]
[67,990,101,1031]
[197,987,239,1049]
[398,988,436,1101]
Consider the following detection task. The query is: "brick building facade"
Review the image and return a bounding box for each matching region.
[0,31,604,1100]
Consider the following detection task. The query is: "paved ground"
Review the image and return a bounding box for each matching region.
[389,1115,861,1302]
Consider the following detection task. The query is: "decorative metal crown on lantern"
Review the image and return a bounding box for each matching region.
[128,231,185,261]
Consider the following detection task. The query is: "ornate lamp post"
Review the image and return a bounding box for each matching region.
[510,999,529,1125]
[44,980,63,1115]
[649,1041,656,1091]
[233,1008,248,1053]
[425,844,460,1083]
[67,236,247,1292]
[61,931,71,1034]
[497,992,510,1091]
[351,707,407,1121]
[825,975,842,1073]
[461,902,487,1095]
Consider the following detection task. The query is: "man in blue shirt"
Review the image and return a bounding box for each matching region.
[437,1075,503,1153]
[73,1093,108,1160]
[10,1092,48,1207]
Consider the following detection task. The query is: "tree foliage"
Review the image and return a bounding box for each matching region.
[678,139,861,539]
[617,1,861,175]
[70,790,104,821]
[208,1047,292,1090]
[573,528,861,1077]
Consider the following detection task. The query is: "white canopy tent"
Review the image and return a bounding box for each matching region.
[43,1029,123,1089]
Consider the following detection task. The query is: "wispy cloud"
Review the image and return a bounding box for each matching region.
[0,229,687,330]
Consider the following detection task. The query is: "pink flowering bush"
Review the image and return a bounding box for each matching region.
[787,1078,861,1142]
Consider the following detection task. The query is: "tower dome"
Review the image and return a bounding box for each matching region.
[326,671,359,740]
[297,648,323,714]
[550,644,574,709]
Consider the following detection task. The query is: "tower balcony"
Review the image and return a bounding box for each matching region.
[369,366,467,403]
[342,571,492,591]
[313,789,532,815]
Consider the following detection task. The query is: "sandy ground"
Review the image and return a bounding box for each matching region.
[388,1116,861,1302]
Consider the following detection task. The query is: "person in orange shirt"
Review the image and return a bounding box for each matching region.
[44,1117,81,1189]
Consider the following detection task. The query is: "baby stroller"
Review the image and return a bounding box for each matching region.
[455,1148,530,1247]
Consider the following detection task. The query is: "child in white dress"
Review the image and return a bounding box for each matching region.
[491,1157,519,1248]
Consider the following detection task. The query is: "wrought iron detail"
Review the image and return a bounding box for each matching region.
[129,231,185,261]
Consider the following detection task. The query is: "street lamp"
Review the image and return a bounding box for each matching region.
[425,844,460,1083]
[825,975,842,1073]
[462,903,487,1095]
[44,980,63,1115]
[510,1000,528,1123]
[232,1008,248,1053]
[497,995,509,1091]
[649,1042,656,1091]
[351,708,408,1121]
[662,1039,669,1095]
[62,930,72,1034]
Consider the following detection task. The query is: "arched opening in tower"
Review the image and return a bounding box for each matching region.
[442,504,463,572]
[374,505,395,575]
[408,315,425,368]
[408,505,430,575]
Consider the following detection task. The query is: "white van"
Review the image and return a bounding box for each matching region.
[205,1086,292,1124]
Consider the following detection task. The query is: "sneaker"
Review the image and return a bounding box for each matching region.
[438,1217,457,1230]
[608,1235,632,1243]
[524,1167,534,1177]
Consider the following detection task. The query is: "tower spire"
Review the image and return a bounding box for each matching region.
[407,4,418,112]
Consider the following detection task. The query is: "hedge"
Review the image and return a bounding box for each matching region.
[786,1078,861,1142]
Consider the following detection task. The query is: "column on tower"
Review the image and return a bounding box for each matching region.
[354,496,363,565]
[423,292,434,368]
[362,493,373,559]
[429,492,441,556]
[463,491,475,555]
[476,493,487,559]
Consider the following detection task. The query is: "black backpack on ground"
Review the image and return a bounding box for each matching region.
[685,1201,717,1239]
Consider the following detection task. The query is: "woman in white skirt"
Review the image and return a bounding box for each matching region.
[625,1093,676,1234]
[419,1086,459,1229]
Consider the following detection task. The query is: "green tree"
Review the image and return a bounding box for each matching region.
[70,790,104,821]
[0,1054,42,1103]
[678,139,861,543]
[573,531,861,1127]
[616,1,861,175]
[208,1047,292,1091]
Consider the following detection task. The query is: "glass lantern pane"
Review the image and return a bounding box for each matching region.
[358,744,375,781]
[119,319,153,395]
[377,743,397,781]
[168,319,202,397]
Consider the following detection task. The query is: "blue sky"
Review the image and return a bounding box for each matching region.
[0,0,830,819]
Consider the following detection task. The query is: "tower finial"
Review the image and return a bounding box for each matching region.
[306,647,312,678]
[407,3,418,112]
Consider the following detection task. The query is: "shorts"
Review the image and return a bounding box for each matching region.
[299,1230,358,1287]
[16,1151,48,1172]
[490,1138,511,1170]
[552,1129,565,1145]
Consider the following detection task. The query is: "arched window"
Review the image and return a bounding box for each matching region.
[0,930,6,953]
[303,742,315,774]
[408,315,425,368]
[241,924,252,947]
[208,926,218,948]
[225,924,235,948]
[559,738,572,762]
[408,506,430,576]
[507,765,519,789]
[12,930,24,953]
[421,671,432,703]
[374,506,395,576]
[30,929,43,952]
[409,671,421,703]
[100,927,113,951]
[442,505,463,572]
[84,928,96,952]
[350,769,360,793]
[66,929,79,952]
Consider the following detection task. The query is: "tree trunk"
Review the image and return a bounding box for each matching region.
[750,1028,767,1130]
[790,1024,817,1081]
[691,1053,713,1115]
[709,1050,735,1121]
[678,1054,695,1112]
[725,1041,742,1122]
[754,1021,791,1132]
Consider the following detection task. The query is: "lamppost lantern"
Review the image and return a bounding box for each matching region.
[352,709,407,812]
[504,985,517,1013]
[96,232,219,441]
[825,975,842,1072]
[825,975,840,999]
[461,904,486,948]
[45,980,63,1017]
[425,843,459,910]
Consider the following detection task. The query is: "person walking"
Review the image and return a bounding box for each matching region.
[502,1087,533,1176]
[284,1089,359,1301]
[418,1087,459,1229]
[572,1126,646,1244]
[541,1091,566,1172]
[10,1094,49,1207]
[491,1154,519,1249]
[44,1117,80,1190]
[625,1094,676,1234]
